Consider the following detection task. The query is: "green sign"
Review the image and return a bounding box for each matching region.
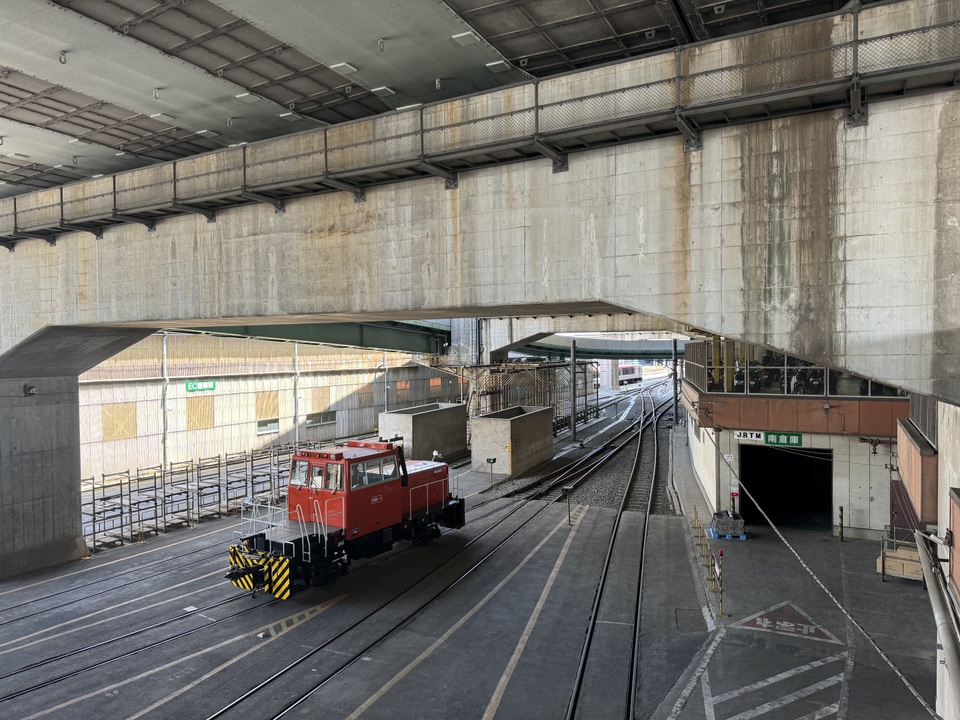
[765,432,802,447]
[186,380,217,392]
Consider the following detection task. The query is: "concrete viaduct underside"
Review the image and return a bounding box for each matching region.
[0,0,958,576]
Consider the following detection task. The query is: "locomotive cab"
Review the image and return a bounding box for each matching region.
[227,440,465,599]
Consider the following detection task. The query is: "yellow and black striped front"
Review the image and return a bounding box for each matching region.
[227,545,293,599]
[264,555,291,600]
[227,545,262,591]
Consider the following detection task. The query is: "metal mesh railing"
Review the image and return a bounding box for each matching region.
[247,148,326,188]
[539,79,675,133]
[423,108,536,154]
[682,44,852,107]
[174,148,245,200]
[327,131,422,172]
[859,21,960,74]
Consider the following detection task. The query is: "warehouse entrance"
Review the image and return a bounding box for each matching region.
[738,445,833,530]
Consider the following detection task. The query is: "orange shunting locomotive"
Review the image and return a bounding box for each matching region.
[226,440,465,599]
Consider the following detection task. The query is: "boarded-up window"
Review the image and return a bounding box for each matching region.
[187,395,215,431]
[396,380,410,402]
[102,403,137,441]
[312,385,331,410]
[256,391,279,420]
[429,377,441,398]
[357,384,373,408]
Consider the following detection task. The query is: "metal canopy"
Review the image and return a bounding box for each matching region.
[0,0,865,197]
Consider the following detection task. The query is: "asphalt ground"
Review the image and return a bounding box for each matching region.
[0,401,937,720]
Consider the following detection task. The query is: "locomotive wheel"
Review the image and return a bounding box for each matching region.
[325,564,340,584]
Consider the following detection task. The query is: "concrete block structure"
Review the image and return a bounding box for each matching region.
[470,406,553,476]
[378,403,468,461]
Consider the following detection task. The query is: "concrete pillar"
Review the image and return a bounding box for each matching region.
[0,376,86,579]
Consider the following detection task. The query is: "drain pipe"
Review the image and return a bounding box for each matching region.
[161,331,169,470]
[570,340,577,444]
[915,530,960,694]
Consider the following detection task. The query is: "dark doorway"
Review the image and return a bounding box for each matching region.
[738,445,833,530]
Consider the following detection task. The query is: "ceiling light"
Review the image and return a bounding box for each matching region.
[196,129,219,138]
[397,103,421,111]
[645,29,656,39]
[150,112,176,123]
[451,31,480,46]
[330,62,357,74]
[234,92,260,104]
[5,152,27,159]
[485,60,510,73]
[278,112,300,122]
[115,151,126,156]
[69,137,90,145]
[371,86,395,97]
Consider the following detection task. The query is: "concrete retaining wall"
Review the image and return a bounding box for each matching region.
[378,402,468,461]
[471,406,553,476]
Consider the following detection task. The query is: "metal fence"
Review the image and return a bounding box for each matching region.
[80,443,295,553]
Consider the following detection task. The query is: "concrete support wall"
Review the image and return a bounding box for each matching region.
[2,88,958,402]
[378,403,468,461]
[471,406,553,476]
[0,377,86,578]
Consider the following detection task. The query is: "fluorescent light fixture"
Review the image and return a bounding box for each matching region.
[451,31,480,46]
[371,86,395,97]
[330,62,357,74]
[5,152,27,159]
[53,164,63,169]
[68,137,90,144]
[196,129,219,138]
[396,103,421,111]
[278,111,300,122]
[91,174,103,178]
[234,92,259,104]
[115,151,126,156]
[150,112,176,123]
[486,60,510,73]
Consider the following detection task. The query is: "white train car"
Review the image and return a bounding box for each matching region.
[618,363,643,386]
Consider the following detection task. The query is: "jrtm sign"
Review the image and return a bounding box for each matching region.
[765,432,802,447]
[186,380,217,392]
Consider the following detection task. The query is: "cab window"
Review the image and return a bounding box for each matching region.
[290,460,308,487]
[326,463,343,491]
[310,465,324,490]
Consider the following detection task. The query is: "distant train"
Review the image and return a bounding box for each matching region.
[618,363,643,386]
[225,440,465,599]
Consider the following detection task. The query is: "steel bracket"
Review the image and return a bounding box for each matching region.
[323,177,366,202]
[171,201,216,223]
[532,140,568,173]
[674,112,702,152]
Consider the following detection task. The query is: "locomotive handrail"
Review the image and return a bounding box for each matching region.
[408,477,448,521]
[3,12,960,248]
[312,498,327,557]
[291,504,309,563]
